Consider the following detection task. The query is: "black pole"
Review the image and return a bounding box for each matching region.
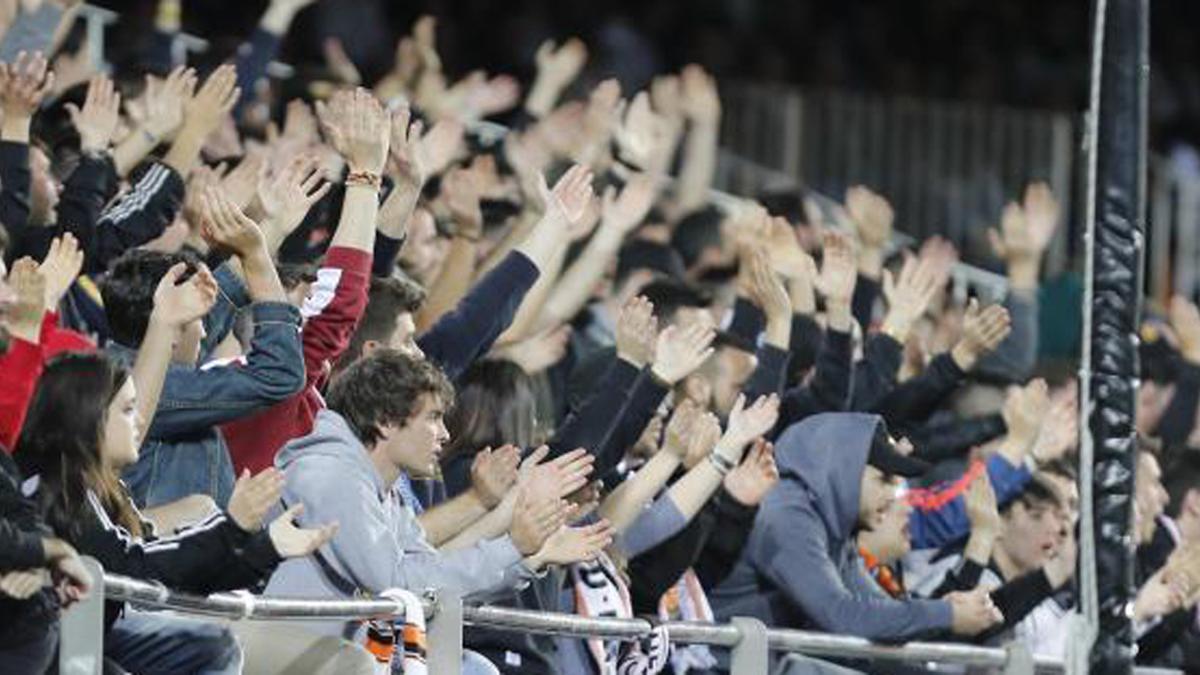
[1086,0,1148,672]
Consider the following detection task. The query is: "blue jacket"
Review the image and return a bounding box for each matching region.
[116,269,304,508]
[709,413,954,641]
[907,453,1032,551]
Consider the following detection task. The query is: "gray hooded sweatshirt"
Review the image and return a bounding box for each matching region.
[708,413,954,641]
[264,409,535,637]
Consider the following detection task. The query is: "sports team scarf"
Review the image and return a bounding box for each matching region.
[905,458,987,512]
[571,553,670,674]
[657,569,717,674]
[859,546,905,598]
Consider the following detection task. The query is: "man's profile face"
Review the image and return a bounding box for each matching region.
[383,393,449,479]
[859,465,900,530]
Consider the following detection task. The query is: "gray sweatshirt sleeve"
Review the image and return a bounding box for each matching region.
[974,291,1038,383]
[287,456,531,598]
[613,495,689,559]
[754,499,954,641]
[0,4,65,62]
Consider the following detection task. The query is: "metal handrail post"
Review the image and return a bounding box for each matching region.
[729,617,769,675]
[58,556,106,675]
[427,590,463,675]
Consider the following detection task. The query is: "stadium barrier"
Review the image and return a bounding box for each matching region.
[54,558,1184,675]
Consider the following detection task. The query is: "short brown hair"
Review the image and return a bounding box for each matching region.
[336,276,427,373]
[326,349,453,447]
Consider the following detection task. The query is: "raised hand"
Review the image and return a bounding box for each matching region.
[316,87,391,175]
[518,446,595,505]
[257,153,330,239]
[442,165,484,239]
[662,400,702,460]
[463,74,521,120]
[200,187,267,259]
[723,438,780,506]
[615,295,657,368]
[1003,378,1049,450]
[184,64,239,136]
[683,410,723,469]
[150,261,217,328]
[744,248,791,322]
[600,172,658,235]
[845,185,893,252]
[534,37,587,92]
[917,235,959,291]
[5,258,45,341]
[227,468,286,531]
[679,64,719,126]
[963,472,1001,564]
[471,445,521,509]
[509,488,567,556]
[651,320,716,385]
[67,74,120,153]
[322,37,362,86]
[538,163,595,232]
[814,229,857,329]
[38,234,84,309]
[496,325,572,375]
[719,393,781,457]
[880,253,942,343]
[535,520,614,566]
[220,152,267,211]
[138,66,196,141]
[614,92,669,171]
[1031,388,1078,464]
[0,51,54,122]
[950,299,1012,371]
[268,504,338,558]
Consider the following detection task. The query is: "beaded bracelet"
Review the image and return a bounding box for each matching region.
[345,170,383,189]
[708,452,735,476]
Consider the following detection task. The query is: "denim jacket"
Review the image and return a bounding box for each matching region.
[113,266,305,508]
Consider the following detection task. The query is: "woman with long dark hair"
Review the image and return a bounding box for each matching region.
[15,353,336,674]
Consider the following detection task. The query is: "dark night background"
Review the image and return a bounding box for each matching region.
[89,0,1200,149]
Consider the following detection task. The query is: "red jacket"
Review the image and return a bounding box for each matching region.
[0,312,95,452]
[222,247,371,474]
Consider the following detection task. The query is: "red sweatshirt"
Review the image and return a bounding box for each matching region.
[0,312,95,452]
[222,247,371,474]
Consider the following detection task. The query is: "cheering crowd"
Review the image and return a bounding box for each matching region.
[3,1,1200,673]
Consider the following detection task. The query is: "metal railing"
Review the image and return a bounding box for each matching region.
[54,559,1183,675]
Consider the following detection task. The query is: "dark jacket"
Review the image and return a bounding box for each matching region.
[68,486,280,630]
[709,413,954,640]
[115,292,305,508]
[418,251,540,383]
[0,451,57,648]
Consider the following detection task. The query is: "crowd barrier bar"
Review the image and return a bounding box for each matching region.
[55,560,1183,675]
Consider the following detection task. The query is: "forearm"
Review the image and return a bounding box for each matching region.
[328,184,379,253]
[417,489,489,547]
[131,316,178,433]
[1,112,30,144]
[440,496,515,551]
[481,210,537,276]
[599,451,682,534]
[112,128,160,178]
[497,240,566,343]
[533,225,622,332]
[377,179,421,241]
[664,459,724,522]
[416,236,477,331]
[675,121,718,214]
[238,248,287,303]
[162,123,208,176]
[763,311,791,350]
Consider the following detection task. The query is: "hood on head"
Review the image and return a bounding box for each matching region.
[773,412,884,541]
